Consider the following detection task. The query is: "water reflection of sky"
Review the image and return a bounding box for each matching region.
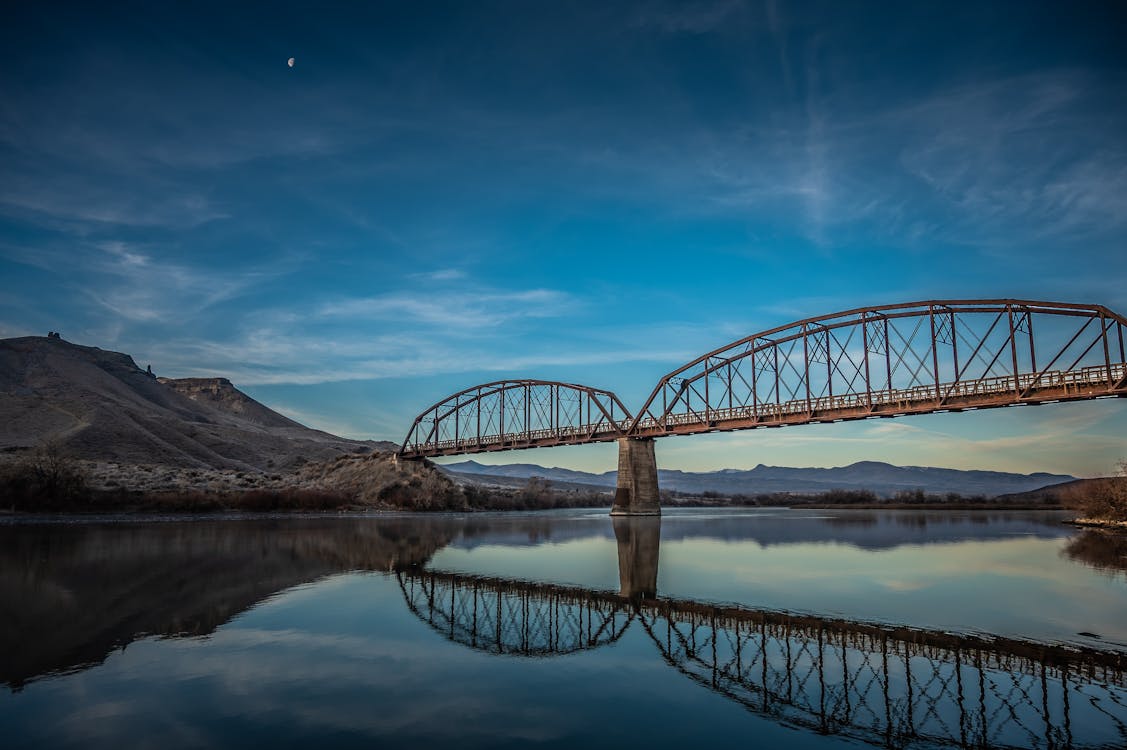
[2,509,1125,749]
[4,575,865,750]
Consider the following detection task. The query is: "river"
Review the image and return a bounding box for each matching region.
[1,508,1125,749]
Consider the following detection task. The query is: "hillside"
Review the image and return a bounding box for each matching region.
[443,459,1076,499]
[0,336,394,471]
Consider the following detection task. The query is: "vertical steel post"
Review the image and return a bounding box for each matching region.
[1026,312,1037,375]
[774,345,781,409]
[727,361,733,412]
[1118,318,1125,366]
[1100,312,1113,385]
[862,314,872,410]
[929,304,940,402]
[751,344,759,418]
[884,317,892,395]
[803,326,811,414]
[950,310,959,394]
[704,356,710,425]
[1008,304,1020,395]
[826,329,833,401]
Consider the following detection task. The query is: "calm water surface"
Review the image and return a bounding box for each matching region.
[2,508,1125,749]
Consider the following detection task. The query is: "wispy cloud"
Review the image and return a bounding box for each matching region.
[143,329,693,386]
[895,72,1127,240]
[568,67,1127,251]
[409,268,466,282]
[0,173,227,230]
[82,242,270,323]
[318,289,573,329]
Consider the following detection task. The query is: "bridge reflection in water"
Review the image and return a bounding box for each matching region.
[399,520,1126,750]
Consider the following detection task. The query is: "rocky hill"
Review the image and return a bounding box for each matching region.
[157,377,306,429]
[0,335,395,471]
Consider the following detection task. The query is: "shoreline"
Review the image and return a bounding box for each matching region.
[1,501,1076,518]
[1067,517,1127,530]
[796,502,1066,511]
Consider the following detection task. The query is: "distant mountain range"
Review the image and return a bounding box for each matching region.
[441,459,1075,499]
[0,336,395,470]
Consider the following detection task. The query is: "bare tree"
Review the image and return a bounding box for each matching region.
[1061,460,1127,522]
[1,440,89,507]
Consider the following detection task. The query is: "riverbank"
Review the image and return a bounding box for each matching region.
[0,451,1083,515]
[800,502,1066,511]
[1068,517,1127,529]
[1,487,1070,515]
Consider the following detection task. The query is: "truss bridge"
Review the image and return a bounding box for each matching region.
[400,300,1127,514]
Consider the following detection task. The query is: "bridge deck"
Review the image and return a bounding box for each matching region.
[400,364,1125,458]
[633,363,1126,437]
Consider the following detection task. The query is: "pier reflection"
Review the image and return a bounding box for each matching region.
[614,516,660,599]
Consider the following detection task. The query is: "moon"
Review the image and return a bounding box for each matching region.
[287,57,295,68]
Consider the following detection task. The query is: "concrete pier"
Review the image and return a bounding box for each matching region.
[609,437,661,516]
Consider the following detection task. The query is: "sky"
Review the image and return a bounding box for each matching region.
[2,1,1126,476]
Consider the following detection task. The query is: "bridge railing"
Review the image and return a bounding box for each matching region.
[400,379,634,458]
[414,419,626,454]
[631,363,1125,434]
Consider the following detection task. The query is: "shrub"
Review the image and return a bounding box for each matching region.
[1061,461,1127,522]
[0,441,90,509]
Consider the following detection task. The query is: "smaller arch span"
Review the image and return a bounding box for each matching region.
[399,379,633,459]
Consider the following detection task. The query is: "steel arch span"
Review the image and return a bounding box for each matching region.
[400,379,633,459]
[629,299,1127,438]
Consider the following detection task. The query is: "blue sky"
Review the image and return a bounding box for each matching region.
[2,1,1126,476]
